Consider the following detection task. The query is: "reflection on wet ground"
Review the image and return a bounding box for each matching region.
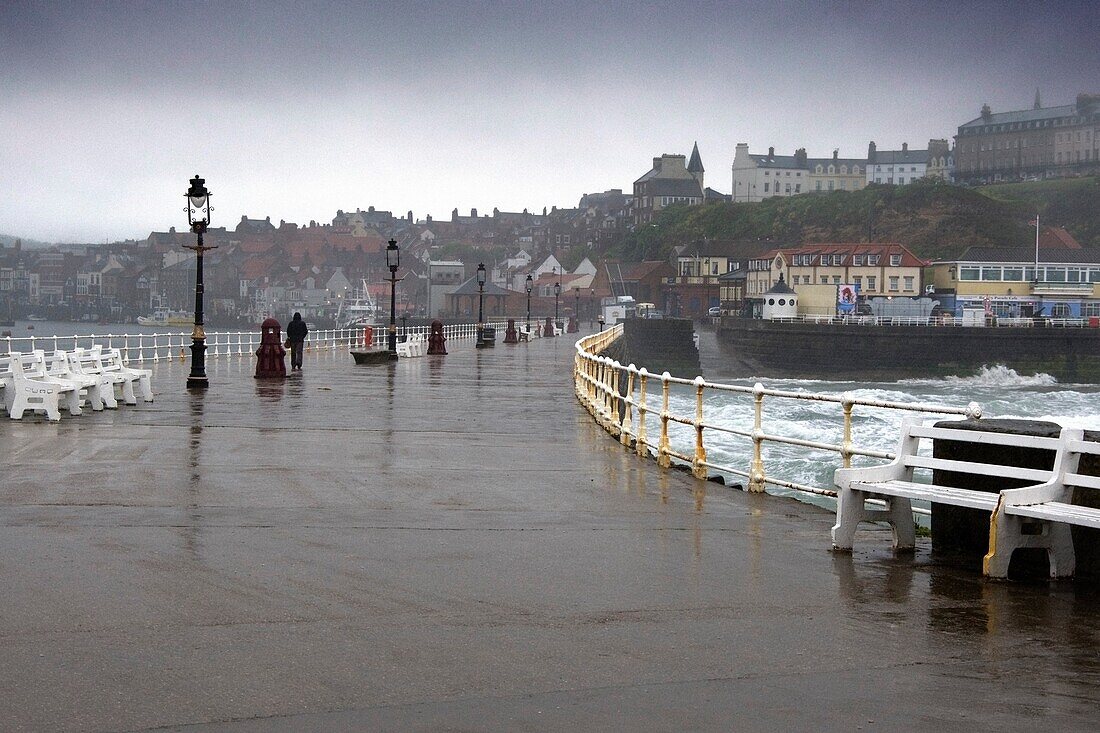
[3,337,1100,731]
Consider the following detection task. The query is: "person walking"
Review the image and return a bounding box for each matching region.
[286,312,308,370]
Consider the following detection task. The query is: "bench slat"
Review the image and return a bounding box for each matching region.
[907,424,1062,451]
[902,455,1053,483]
[1006,501,1100,529]
[1067,439,1100,456]
[1064,473,1100,492]
[851,480,1000,510]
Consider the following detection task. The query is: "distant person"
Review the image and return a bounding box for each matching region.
[286,312,308,370]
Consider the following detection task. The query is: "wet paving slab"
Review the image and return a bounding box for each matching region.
[3,335,1100,732]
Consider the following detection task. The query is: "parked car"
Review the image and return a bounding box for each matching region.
[708,306,721,317]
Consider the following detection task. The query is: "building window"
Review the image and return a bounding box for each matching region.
[889,276,899,291]
[815,181,822,191]
[820,276,828,284]
[853,255,864,266]
[764,183,769,192]
[854,276,862,288]
[890,254,902,266]
[832,276,841,284]
[903,276,914,291]
[959,266,980,281]
[867,276,877,290]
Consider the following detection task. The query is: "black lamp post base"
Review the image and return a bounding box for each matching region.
[187,339,208,389]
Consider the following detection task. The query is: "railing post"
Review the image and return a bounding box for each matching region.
[620,364,635,445]
[636,367,649,457]
[657,371,671,468]
[841,391,854,469]
[692,375,708,480]
[749,382,766,492]
[608,360,621,437]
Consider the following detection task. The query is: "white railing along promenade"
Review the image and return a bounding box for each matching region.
[753,314,1092,328]
[0,322,510,363]
[574,325,983,515]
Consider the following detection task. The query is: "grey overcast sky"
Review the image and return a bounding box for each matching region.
[2,0,1098,242]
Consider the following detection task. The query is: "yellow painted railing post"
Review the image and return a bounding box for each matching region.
[657,371,671,468]
[841,391,854,469]
[609,361,621,437]
[692,376,708,480]
[636,367,649,457]
[620,365,635,445]
[749,382,766,492]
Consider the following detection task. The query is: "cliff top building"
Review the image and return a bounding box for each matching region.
[954,92,1100,184]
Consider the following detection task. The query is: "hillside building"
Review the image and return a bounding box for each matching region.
[632,143,706,227]
[953,93,1100,184]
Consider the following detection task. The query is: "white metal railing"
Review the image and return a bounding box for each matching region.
[754,314,1092,328]
[0,322,511,363]
[574,326,983,514]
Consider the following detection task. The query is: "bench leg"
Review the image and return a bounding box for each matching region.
[833,488,915,552]
[120,380,137,406]
[984,505,1075,579]
[138,375,153,402]
[62,389,81,416]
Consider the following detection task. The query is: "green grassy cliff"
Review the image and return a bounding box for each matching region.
[612,176,1099,262]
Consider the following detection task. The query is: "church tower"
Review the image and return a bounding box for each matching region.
[687,141,705,198]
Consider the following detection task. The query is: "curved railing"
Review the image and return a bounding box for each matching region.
[574,326,983,512]
[0,321,510,363]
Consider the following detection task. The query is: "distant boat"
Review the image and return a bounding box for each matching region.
[26,314,47,321]
[137,309,192,327]
[336,280,384,329]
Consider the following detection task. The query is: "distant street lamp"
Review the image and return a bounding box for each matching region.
[573,287,580,330]
[183,174,216,389]
[554,279,561,330]
[476,263,487,348]
[386,238,400,354]
[525,274,533,333]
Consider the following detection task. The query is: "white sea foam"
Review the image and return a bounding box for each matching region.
[899,364,1058,388]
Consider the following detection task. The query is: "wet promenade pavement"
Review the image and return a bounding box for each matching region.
[3,333,1100,732]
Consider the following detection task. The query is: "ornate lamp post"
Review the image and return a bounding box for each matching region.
[386,238,399,355]
[475,263,487,348]
[183,175,216,389]
[573,287,580,330]
[554,280,561,331]
[525,274,533,333]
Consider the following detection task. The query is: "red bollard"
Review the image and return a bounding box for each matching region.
[362,325,374,349]
[427,320,447,355]
[255,318,287,378]
[504,318,518,344]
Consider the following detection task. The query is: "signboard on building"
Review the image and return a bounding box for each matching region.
[837,284,859,314]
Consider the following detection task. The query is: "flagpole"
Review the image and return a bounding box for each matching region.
[1034,213,1040,280]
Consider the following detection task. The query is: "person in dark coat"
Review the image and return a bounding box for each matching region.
[286,312,308,370]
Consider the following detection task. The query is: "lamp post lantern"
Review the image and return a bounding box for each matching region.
[475,263,487,348]
[525,274,533,334]
[554,279,561,331]
[386,238,400,355]
[183,175,216,389]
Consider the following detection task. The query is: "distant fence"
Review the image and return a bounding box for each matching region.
[752,314,1094,328]
[573,324,983,513]
[0,322,509,363]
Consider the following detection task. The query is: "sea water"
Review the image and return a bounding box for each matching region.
[661,338,1100,504]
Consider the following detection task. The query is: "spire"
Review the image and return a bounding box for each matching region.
[1034,88,1042,110]
[687,141,704,174]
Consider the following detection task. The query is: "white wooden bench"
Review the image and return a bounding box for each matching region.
[42,349,116,411]
[832,418,1063,556]
[986,429,1100,578]
[396,334,426,358]
[0,351,82,421]
[101,347,153,402]
[67,347,151,405]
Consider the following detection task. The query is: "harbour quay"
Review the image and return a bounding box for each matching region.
[3,337,1100,732]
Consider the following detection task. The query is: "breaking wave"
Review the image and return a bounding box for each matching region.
[898,364,1058,388]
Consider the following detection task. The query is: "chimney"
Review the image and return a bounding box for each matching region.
[867,141,877,162]
[981,103,992,121]
[653,157,662,171]
[768,146,774,159]
[902,142,908,153]
[471,208,477,218]
[833,149,839,160]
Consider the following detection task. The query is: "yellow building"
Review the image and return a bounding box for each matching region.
[748,243,925,315]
